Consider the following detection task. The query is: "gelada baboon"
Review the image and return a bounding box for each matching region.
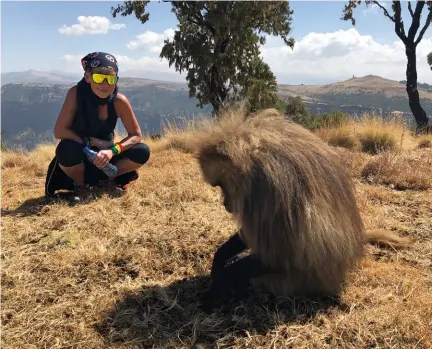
[193,108,412,311]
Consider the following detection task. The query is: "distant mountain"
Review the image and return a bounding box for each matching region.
[1,70,81,86]
[2,74,431,150]
[1,69,186,86]
[121,69,187,83]
[278,75,432,118]
[399,79,432,92]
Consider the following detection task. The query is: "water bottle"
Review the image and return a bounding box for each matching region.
[83,146,118,177]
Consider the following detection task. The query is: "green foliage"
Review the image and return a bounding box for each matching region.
[320,110,350,128]
[275,98,287,114]
[359,132,398,154]
[282,96,351,130]
[283,96,316,129]
[285,96,310,117]
[241,58,279,114]
[111,1,295,116]
[428,52,432,70]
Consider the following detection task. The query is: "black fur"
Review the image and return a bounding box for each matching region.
[201,243,271,313]
[210,231,247,278]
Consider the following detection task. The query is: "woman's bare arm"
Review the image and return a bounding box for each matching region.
[53,85,84,144]
[113,93,143,150]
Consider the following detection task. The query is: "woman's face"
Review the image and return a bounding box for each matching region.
[84,67,117,99]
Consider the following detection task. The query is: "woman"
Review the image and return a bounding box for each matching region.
[46,51,150,203]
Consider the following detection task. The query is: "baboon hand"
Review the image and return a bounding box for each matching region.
[210,231,247,278]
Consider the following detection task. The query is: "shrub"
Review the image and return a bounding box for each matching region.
[315,123,360,150]
[355,115,404,154]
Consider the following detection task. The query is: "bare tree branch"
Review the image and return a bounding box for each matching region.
[407,1,424,41]
[415,7,432,45]
[393,1,408,44]
[372,1,395,22]
[408,1,414,17]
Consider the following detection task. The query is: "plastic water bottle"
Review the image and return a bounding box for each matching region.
[83,146,118,177]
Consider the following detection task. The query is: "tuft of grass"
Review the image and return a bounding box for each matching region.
[416,134,432,149]
[354,115,407,154]
[315,122,360,150]
[2,142,56,177]
[361,149,432,190]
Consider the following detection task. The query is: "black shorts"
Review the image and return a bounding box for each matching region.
[45,139,150,197]
[55,139,150,167]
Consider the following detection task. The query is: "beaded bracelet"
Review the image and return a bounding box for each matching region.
[111,143,124,155]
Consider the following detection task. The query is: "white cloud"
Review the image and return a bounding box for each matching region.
[260,28,432,84]
[59,27,432,85]
[59,16,125,36]
[126,29,175,52]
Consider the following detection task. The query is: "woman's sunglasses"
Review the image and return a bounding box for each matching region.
[92,73,118,86]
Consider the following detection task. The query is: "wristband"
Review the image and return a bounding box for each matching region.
[111,143,124,155]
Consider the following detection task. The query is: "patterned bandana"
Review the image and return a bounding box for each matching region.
[80,52,119,74]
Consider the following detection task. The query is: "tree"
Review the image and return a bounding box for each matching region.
[111,1,295,117]
[342,1,432,133]
[428,51,432,69]
[239,57,279,114]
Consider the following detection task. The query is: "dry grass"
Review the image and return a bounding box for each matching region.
[416,134,432,149]
[315,114,419,155]
[360,149,432,190]
[354,115,407,154]
[315,122,361,150]
[2,121,432,349]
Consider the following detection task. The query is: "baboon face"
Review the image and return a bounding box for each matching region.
[215,182,233,213]
[199,155,240,214]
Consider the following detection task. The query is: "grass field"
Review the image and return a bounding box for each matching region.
[2,114,432,349]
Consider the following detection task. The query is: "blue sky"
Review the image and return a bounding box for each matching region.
[2,1,432,84]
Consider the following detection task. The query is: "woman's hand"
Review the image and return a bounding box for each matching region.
[90,137,114,150]
[93,149,114,168]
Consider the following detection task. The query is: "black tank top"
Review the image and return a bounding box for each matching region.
[96,102,118,141]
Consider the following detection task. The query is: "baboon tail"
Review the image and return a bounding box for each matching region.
[365,229,413,249]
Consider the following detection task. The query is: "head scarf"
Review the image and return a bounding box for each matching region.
[70,52,120,142]
[81,51,119,75]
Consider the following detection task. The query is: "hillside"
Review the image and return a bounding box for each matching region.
[279,74,432,99]
[279,75,432,117]
[2,115,432,349]
[2,73,432,150]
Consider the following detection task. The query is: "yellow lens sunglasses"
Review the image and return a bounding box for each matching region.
[92,73,118,86]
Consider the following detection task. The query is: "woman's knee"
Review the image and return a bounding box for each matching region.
[125,142,150,165]
[56,139,84,167]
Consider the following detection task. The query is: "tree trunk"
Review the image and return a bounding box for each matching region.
[405,45,430,133]
[209,64,228,118]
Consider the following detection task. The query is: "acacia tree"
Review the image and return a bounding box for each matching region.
[342,1,432,133]
[111,1,295,117]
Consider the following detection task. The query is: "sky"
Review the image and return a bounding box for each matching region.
[2,0,432,85]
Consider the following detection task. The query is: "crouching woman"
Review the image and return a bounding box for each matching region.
[45,52,150,203]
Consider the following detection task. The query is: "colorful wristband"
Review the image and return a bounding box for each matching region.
[111,143,122,155]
